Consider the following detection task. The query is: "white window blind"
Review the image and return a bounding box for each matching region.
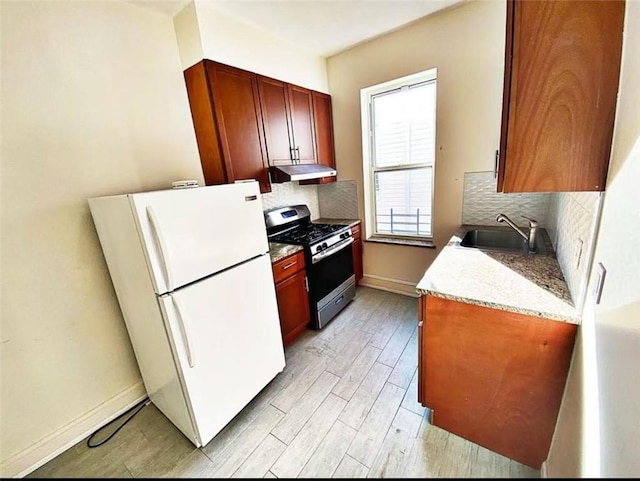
[364,74,436,240]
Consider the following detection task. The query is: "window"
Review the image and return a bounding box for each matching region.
[361,69,436,244]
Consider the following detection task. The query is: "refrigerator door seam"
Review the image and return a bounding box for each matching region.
[169,253,269,294]
[146,205,174,291]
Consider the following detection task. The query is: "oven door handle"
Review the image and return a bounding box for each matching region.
[312,236,354,264]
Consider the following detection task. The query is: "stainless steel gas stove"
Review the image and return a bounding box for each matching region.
[265,205,356,329]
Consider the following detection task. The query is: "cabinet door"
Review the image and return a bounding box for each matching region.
[287,84,317,164]
[300,91,337,185]
[351,224,363,285]
[205,61,271,193]
[183,61,227,187]
[420,295,577,469]
[498,0,624,192]
[417,296,425,406]
[274,269,310,347]
[257,76,295,166]
[312,91,336,171]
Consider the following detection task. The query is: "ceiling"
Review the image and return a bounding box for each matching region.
[132,0,466,57]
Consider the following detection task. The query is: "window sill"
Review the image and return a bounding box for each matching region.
[365,236,436,249]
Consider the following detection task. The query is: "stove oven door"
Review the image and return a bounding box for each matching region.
[307,240,356,329]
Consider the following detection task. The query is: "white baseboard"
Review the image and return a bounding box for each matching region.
[1,381,146,478]
[359,274,420,298]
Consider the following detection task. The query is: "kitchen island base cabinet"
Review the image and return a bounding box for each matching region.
[418,295,577,469]
[272,251,310,347]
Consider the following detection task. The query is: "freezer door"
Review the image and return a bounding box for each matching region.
[130,182,268,294]
[158,254,285,446]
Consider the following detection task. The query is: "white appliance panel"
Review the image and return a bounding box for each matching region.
[158,254,285,446]
[88,195,198,444]
[131,182,269,294]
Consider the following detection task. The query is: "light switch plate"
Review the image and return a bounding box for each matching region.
[592,262,606,304]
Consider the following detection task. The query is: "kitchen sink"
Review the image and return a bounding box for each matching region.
[459,228,548,255]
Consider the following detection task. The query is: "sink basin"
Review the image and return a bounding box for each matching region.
[459,228,548,255]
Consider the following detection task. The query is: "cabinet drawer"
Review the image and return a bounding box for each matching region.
[272,251,305,284]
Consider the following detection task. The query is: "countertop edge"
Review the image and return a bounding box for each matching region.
[417,288,580,325]
[313,217,361,228]
[416,225,580,325]
[268,242,304,264]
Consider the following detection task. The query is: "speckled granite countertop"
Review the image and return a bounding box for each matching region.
[416,225,579,324]
[269,242,303,264]
[313,217,361,227]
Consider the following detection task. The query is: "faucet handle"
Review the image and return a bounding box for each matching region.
[521,215,538,227]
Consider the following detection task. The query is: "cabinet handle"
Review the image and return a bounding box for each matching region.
[282,261,296,270]
[494,149,499,179]
[304,276,309,292]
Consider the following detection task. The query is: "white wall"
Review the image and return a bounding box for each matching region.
[174,0,328,92]
[0,1,203,476]
[547,1,640,476]
[327,0,506,294]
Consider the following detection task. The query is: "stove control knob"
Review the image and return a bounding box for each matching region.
[322,242,328,249]
[316,245,323,252]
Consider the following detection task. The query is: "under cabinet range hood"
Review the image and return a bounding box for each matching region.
[270,164,337,183]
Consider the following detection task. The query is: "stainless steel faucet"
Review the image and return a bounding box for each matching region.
[496,213,538,253]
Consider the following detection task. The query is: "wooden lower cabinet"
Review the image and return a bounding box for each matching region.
[272,252,310,347]
[351,223,363,285]
[418,294,577,469]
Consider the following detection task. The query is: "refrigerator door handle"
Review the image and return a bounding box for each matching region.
[171,296,195,368]
[146,206,174,291]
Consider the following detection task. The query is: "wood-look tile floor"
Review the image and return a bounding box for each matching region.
[28,287,540,478]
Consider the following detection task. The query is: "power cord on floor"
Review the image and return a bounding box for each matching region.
[86,397,151,448]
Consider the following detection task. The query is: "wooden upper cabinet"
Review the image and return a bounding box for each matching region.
[299,91,337,186]
[257,76,317,166]
[287,84,316,164]
[497,0,625,193]
[183,60,271,193]
[312,91,337,183]
[257,76,296,165]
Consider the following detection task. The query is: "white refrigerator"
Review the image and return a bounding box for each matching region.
[88,181,285,447]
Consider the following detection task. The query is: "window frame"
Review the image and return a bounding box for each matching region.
[360,68,438,244]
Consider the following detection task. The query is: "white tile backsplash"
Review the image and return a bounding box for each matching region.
[261,180,359,222]
[261,182,320,219]
[462,171,602,312]
[547,191,602,310]
[318,180,359,219]
[462,171,550,226]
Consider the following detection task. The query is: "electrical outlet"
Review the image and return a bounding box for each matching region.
[592,262,606,304]
[575,238,584,269]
